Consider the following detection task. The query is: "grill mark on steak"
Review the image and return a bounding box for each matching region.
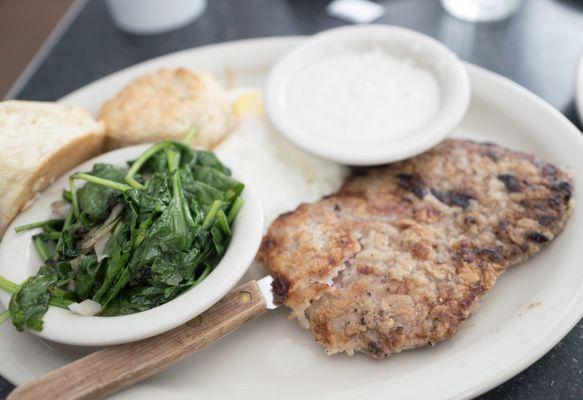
[271,275,290,305]
[368,341,383,356]
[551,181,572,202]
[542,164,558,178]
[525,231,550,244]
[431,189,475,210]
[476,247,503,262]
[498,174,522,192]
[537,215,556,227]
[485,150,500,162]
[397,173,427,199]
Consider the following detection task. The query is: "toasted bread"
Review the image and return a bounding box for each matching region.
[0,100,105,236]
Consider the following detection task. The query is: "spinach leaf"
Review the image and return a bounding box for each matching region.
[15,219,63,234]
[186,150,231,175]
[99,293,133,316]
[139,174,171,215]
[100,169,196,306]
[191,166,244,196]
[52,260,73,289]
[75,255,105,299]
[92,219,133,303]
[9,269,57,331]
[148,174,196,251]
[77,164,127,222]
[128,285,182,312]
[102,285,182,316]
[149,247,202,287]
[150,253,183,286]
[182,179,225,213]
[141,151,168,175]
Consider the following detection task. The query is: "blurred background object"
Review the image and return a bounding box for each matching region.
[326,0,386,24]
[441,0,523,22]
[577,54,583,123]
[0,0,80,98]
[104,0,207,35]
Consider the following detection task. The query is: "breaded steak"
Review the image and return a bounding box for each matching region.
[257,139,574,359]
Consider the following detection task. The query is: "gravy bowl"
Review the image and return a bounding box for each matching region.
[265,25,470,165]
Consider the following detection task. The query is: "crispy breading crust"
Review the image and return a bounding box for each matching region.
[258,139,574,359]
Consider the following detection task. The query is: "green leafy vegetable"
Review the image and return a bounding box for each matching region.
[15,219,63,234]
[33,235,52,262]
[76,164,128,221]
[0,309,10,325]
[9,270,57,331]
[74,255,104,299]
[0,135,244,331]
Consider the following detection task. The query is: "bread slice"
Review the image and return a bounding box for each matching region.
[99,68,235,150]
[0,100,105,237]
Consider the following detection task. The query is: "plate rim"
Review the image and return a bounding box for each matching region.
[576,53,583,124]
[1,36,582,399]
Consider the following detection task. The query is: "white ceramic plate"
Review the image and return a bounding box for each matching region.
[1,37,582,400]
[0,144,264,346]
[577,53,583,123]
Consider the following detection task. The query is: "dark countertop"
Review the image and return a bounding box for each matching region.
[2,0,583,398]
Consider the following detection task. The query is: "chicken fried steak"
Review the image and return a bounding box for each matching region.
[258,139,574,359]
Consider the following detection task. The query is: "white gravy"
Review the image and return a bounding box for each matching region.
[287,49,440,144]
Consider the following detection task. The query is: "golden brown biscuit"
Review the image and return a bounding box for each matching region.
[99,68,234,149]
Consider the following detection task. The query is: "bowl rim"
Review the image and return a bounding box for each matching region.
[0,143,264,346]
[264,24,470,166]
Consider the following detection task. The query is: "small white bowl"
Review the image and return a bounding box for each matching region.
[0,144,263,346]
[265,25,470,165]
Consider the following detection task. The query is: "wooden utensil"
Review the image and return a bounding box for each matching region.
[8,277,276,400]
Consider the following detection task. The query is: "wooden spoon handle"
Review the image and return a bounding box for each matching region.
[8,280,267,400]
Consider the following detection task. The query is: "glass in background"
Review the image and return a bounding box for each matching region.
[441,0,522,22]
[105,0,207,35]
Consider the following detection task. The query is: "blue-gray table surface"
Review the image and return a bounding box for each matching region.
[2,0,583,398]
